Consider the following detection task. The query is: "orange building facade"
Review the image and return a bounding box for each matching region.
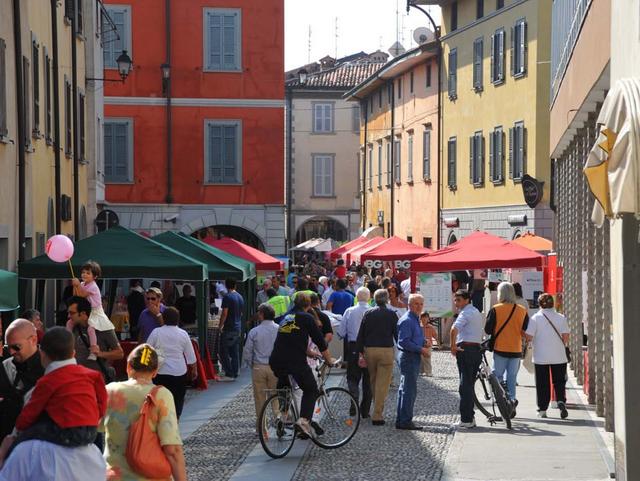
[103,0,285,254]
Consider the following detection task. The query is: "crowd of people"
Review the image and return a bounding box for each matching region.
[0,254,572,480]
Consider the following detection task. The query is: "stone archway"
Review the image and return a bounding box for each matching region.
[295,216,348,244]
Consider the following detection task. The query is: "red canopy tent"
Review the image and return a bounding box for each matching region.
[342,236,386,265]
[411,231,544,272]
[329,237,371,260]
[203,237,283,271]
[359,236,433,265]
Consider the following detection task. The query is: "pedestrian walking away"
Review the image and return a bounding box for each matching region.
[484,282,529,414]
[242,303,279,433]
[356,289,398,426]
[396,294,430,430]
[450,290,484,428]
[525,293,571,419]
[218,278,245,381]
[339,287,373,419]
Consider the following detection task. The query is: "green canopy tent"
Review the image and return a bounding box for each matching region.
[154,231,249,281]
[18,226,211,356]
[178,234,258,326]
[0,269,19,313]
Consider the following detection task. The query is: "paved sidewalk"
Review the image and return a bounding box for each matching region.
[441,359,613,481]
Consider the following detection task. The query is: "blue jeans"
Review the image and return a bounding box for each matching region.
[396,351,421,427]
[492,354,520,401]
[220,330,241,378]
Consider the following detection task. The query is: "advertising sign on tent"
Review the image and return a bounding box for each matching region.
[418,273,454,318]
[511,270,544,300]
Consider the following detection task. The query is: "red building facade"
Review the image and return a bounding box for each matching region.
[102,0,284,254]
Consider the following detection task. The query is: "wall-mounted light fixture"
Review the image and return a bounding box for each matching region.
[86,50,133,83]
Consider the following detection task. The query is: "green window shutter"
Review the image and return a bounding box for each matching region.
[469,136,474,184]
[508,127,514,179]
[490,34,495,83]
[489,131,494,181]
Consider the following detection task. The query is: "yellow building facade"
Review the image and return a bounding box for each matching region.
[347,44,440,249]
[426,0,552,245]
[0,1,89,275]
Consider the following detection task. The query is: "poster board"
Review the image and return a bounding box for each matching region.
[511,270,544,300]
[418,272,453,318]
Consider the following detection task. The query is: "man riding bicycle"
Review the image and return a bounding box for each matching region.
[269,293,335,437]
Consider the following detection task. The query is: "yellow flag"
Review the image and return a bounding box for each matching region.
[584,128,616,217]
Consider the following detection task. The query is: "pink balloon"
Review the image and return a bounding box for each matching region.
[45,235,75,263]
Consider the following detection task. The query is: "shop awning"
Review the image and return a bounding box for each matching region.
[512,233,553,252]
[329,237,371,259]
[359,236,433,263]
[0,269,19,312]
[203,237,283,271]
[153,232,255,281]
[343,236,386,265]
[412,231,544,272]
[19,226,207,281]
[584,78,640,226]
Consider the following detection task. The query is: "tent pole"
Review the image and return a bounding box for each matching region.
[196,281,207,359]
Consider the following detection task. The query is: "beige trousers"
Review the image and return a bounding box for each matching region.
[251,364,278,429]
[364,347,395,421]
[421,347,433,376]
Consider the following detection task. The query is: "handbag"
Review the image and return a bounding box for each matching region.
[485,305,517,352]
[542,313,572,363]
[522,342,534,373]
[357,353,368,368]
[126,385,172,478]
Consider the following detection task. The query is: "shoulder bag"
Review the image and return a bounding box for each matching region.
[126,385,173,478]
[542,313,572,363]
[75,326,115,383]
[484,305,517,352]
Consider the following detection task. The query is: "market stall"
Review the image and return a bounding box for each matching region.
[0,269,19,313]
[359,236,433,269]
[328,236,371,260]
[203,237,283,271]
[342,236,386,265]
[512,232,553,252]
[18,227,212,364]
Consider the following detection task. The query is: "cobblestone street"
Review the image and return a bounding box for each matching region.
[183,351,460,481]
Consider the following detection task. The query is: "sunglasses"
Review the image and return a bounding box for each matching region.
[146,297,158,301]
[5,335,35,352]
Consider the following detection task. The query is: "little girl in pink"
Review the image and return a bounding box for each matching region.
[68,260,115,360]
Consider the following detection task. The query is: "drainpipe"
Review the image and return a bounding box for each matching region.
[362,101,368,231]
[285,85,293,250]
[390,81,395,237]
[71,2,80,238]
[164,0,173,204]
[436,40,442,249]
[13,0,26,265]
[51,0,62,234]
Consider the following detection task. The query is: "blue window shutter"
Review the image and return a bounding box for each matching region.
[209,125,222,182]
[208,13,222,70]
[222,13,237,69]
[114,123,128,180]
[104,123,113,179]
[223,125,237,182]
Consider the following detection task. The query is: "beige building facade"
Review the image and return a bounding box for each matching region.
[286,56,386,245]
[0,0,104,313]
[347,44,439,248]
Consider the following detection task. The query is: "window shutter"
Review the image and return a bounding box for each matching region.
[508,127,514,179]
[408,135,413,181]
[114,122,128,180]
[104,123,113,178]
[22,57,30,148]
[499,130,505,181]
[510,26,515,76]
[469,136,474,184]
[423,131,431,179]
[499,30,505,81]
[65,0,75,20]
[222,13,238,70]
[0,39,6,137]
[324,104,332,132]
[480,135,485,184]
[208,13,222,70]
[489,131,494,181]
[521,126,527,178]
[386,142,391,185]
[490,34,495,83]
[313,156,321,195]
[521,21,528,75]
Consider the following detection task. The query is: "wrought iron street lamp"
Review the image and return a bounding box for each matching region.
[86,50,133,83]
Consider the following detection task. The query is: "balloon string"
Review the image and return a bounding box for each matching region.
[68,260,75,279]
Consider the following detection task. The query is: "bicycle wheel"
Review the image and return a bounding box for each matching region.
[258,392,297,458]
[488,375,512,429]
[473,374,494,418]
[311,387,360,449]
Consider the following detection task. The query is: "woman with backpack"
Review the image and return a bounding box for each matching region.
[484,282,529,416]
[101,344,187,481]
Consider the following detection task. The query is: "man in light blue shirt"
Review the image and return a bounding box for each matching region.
[450,290,484,428]
[396,294,430,430]
[242,304,280,432]
[339,287,373,418]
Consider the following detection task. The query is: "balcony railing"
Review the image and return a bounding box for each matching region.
[551,0,593,104]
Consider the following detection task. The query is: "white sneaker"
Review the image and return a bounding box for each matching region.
[296,418,315,438]
[537,410,547,418]
[87,353,97,361]
[455,419,476,428]
[217,376,236,382]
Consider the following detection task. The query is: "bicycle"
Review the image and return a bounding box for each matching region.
[258,356,360,458]
[472,343,513,429]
